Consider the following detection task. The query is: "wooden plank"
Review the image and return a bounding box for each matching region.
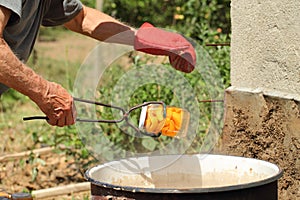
[0,147,54,162]
[32,182,90,199]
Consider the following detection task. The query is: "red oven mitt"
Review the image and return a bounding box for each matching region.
[134,22,196,73]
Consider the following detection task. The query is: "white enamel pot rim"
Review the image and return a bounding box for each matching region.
[85,154,283,193]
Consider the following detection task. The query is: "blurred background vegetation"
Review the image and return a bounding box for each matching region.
[0,0,231,174]
[103,0,231,84]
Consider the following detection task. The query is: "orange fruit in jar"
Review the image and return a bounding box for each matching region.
[161,107,183,137]
[143,105,186,137]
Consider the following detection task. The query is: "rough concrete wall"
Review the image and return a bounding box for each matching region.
[230,0,300,97]
[220,0,300,199]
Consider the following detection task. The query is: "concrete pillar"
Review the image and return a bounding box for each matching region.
[220,1,300,199]
[230,0,300,96]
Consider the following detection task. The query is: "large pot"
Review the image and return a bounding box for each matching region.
[85,154,283,200]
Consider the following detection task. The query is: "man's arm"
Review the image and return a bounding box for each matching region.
[0,4,9,35]
[0,6,75,127]
[64,5,196,73]
[64,5,136,45]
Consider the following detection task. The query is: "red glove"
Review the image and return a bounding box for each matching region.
[134,22,196,73]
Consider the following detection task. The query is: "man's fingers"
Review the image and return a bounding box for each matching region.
[57,117,66,127]
[47,117,57,126]
[66,111,76,125]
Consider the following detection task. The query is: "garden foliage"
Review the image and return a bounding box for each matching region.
[0,0,231,168]
[74,0,231,162]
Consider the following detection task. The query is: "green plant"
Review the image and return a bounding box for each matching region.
[73,0,232,161]
[27,152,46,182]
[72,50,222,162]
[53,0,231,162]
[0,89,28,112]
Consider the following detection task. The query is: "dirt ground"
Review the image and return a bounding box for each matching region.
[221,89,300,200]
[0,151,89,199]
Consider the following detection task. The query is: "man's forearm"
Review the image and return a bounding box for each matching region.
[0,38,47,102]
[64,5,136,45]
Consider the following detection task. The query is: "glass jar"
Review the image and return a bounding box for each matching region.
[139,104,190,138]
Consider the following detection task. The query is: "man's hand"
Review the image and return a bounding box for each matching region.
[34,81,76,127]
[134,22,196,73]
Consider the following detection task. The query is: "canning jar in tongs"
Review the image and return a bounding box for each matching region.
[23,97,167,138]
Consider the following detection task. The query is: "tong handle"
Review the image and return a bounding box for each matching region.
[22,116,121,123]
[23,97,126,123]
[23,116,48,121]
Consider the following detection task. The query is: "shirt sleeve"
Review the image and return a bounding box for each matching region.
[42,0,83,26]
[0,0,22,26]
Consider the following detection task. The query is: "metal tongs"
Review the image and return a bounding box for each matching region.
[23,97,166,138]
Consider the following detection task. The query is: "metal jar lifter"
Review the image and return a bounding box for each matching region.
[24,97,222,138]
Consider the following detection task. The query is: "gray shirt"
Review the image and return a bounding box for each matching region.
[0,0,83,94]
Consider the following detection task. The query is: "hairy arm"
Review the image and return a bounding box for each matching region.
[64,5,196,73]
[0,6,44,100]
[64,5,136,45]
[0,6,75,126]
